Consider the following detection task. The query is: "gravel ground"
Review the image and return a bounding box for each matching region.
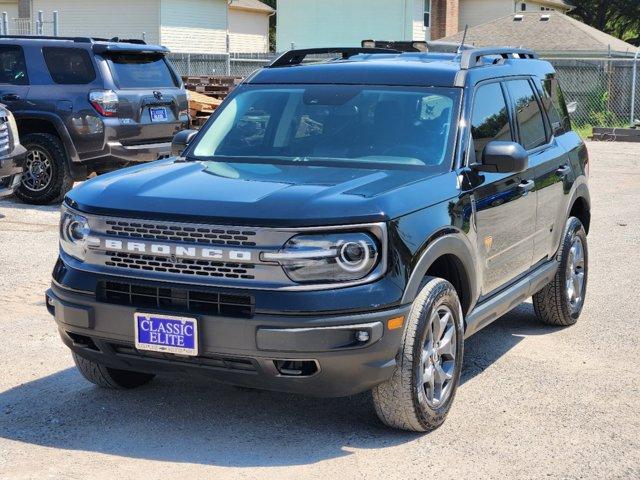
[0,141,638,479]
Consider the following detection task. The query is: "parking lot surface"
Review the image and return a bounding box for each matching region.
[0,141,638,479]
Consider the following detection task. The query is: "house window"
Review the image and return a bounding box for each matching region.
[521,3,527,11]
[424,0,431,28]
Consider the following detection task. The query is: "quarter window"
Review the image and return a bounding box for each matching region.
[0,45,28,85]
[470,82,512,162]
[507,79,548,150]
[43,47,96,84]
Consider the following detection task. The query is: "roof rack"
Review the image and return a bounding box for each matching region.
[0,34,147,45]
[460,47,538,69]
[269,47,399,68]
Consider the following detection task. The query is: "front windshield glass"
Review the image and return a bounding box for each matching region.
[191,85,460,170]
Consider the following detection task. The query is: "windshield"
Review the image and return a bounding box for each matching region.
[191,85,460,170]
[106,53,177,89]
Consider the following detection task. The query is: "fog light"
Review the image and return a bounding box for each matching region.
[355,330,370,342]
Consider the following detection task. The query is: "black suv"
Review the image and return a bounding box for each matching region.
[46,47,590,432]
[0,35,189,204]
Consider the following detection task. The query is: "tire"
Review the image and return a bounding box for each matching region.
[533,217,588,326]
[372,277,464,432]
[72,352,155,389]
[15,133,74,205]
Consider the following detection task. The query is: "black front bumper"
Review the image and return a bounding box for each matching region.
[47,283,409,397]
[0,145,26,197]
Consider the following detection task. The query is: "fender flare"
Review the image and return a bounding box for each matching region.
[400,232,479,314]
[14,111,82,177]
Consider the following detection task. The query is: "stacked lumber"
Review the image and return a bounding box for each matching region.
[182,75,243,128]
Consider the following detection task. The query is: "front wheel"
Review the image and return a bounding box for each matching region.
[73,353,155,389]
[533,216,588,326]
[372,277,464,432]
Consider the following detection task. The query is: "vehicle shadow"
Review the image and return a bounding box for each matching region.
[0,197,61,213]
[0,301,561,467]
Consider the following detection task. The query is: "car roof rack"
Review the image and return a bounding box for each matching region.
[269,47,399,68]
[0,34,147,45]
[460,47,537,69]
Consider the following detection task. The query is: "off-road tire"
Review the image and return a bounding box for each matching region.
[15,133,74,205]
[73,352,155,389]
[372,277,464,432]
[533,217,588,326]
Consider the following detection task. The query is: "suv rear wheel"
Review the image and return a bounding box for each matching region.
[372,277,464,432]
[73,353,155,389]
[15,133,73,204]
[533,217,588,326]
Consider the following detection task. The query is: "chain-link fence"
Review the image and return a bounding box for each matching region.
[544,56,640,131]
[167,52,275,78]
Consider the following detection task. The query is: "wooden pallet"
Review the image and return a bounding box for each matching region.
[187,90,223,129]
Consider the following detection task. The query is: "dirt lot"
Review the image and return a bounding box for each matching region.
[0,141,638,480]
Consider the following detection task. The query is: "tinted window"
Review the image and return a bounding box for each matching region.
[471,82,511,161]
[0,45,28,85]
[192,85,459,170]
[538,75,570,135]
[507,79,547,150]
[106,53,177,88]
[43,47,95,84]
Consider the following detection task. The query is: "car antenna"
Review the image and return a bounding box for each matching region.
[457,25,469,54]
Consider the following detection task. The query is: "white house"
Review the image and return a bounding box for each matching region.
[1,0,273,53]
[276,0,571,51]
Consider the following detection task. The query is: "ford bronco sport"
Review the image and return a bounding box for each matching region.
[0,35,188,205]
[46,47,590,432]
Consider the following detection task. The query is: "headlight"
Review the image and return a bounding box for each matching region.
[263,231,383,284]
[60,205,90,261]
[5,110,19,142]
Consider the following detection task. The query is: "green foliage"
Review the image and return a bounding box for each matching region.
[570,0,640,45]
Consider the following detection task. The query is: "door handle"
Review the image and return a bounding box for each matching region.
[556,165,571,176]
[518,179,535,195]
[1,93,20,101]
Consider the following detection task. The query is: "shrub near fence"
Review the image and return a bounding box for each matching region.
[168,52,640,135]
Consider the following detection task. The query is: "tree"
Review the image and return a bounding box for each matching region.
[569,0,640,45]
[261,0,277,51]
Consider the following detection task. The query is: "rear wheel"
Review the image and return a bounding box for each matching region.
[372,277,464,432]
[73,353,155,389]
[533,217,588,326]
[15,133,73,204]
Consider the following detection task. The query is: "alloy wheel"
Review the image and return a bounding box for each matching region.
[22,148,53,192]
[565,236,585,312]
[420,305,457,407]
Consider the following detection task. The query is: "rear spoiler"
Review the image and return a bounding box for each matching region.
[92,43,170,55]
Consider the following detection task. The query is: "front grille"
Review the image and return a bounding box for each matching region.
[104,219,258,246]
[97,281,254,318]
[105,251,256,279]
[0,121,10,156]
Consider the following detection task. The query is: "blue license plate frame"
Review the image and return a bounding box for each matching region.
[149,106,168,122]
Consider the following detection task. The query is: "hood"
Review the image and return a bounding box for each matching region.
[68,159,456,226]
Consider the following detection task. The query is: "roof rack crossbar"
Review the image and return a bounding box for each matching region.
[269,47,399,68]
[460,47,538,69]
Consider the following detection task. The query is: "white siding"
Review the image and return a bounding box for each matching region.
[30,0,160,43]
[412,0,430,41]
[229,8,269,53]
[277,0,412,51]
[0,1,19,23]
[160,0,226,53]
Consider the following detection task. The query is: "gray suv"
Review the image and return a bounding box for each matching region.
[0,35,189,204]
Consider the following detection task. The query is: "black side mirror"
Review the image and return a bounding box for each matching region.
[171,129,198,157]
[474,141,529,174]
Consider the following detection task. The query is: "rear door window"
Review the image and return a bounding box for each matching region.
[106,53,177,88]
[43,47,96,84]
[0,45,28,85]
[470,82,512,161]
[507,79,548,150]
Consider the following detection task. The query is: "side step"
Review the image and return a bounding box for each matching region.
[464,260,558,338]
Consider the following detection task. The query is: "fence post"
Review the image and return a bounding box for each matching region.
[52,10,58,36]
[36,10,43,35]
[187,53,191,76]
[631,48,640,126]
[1,12,7,35]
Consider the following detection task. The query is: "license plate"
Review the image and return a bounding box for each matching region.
[149,106,168,122]
[134,313,198,356]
